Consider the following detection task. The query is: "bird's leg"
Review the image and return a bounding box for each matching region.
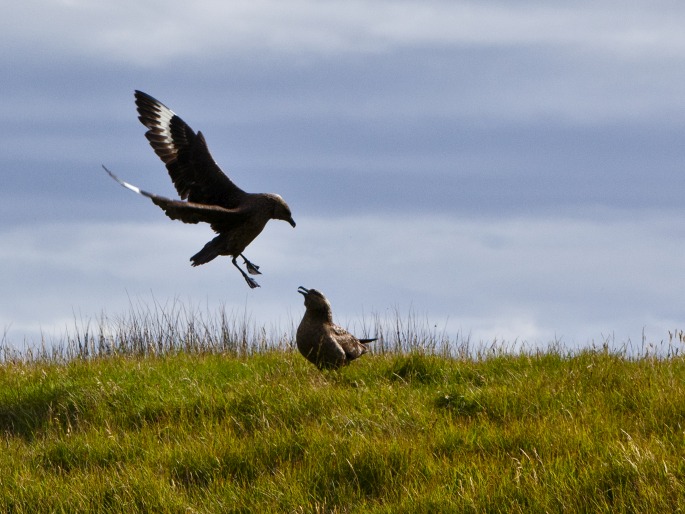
[232,256,260,288]
[241,254,261,275]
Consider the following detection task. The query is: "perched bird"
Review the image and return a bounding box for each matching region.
[296,286,376,370]
[103,90,295,288]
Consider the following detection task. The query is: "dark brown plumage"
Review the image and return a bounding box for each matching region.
[296,287,376,370]
[104,90,295,289]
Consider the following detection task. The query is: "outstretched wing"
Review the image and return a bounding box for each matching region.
[103,166,248,232]
[134,90,246,209]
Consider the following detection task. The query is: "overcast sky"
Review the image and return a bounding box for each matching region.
[2,1,685,352]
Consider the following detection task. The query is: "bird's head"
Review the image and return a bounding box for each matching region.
[269,194,296,227]
[298,286,333,319]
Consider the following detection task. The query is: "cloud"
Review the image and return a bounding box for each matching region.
[5,2,685,158]
[1,212,683,349]
[1,2,684,355]
[5,1,685,65]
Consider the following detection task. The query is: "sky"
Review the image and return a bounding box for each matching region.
[2,0,685,352]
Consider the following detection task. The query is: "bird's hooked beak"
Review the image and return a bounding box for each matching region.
[288,217,296,228]
[297,286,309,296]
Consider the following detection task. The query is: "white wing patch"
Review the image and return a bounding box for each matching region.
[102,165,142,195]
[149,103,176,151]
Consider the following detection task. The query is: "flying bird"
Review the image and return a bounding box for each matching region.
[103,90,295,288]
[296,287,377,370]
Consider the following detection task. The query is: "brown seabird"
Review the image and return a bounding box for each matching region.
[103,90,295,289]
[296,286,377,370]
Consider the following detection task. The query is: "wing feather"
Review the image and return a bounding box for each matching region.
[134,90,246,208]
[103,166,248,231]
[330,324,371,361]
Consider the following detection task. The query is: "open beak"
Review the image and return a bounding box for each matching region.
[297,286,309,296]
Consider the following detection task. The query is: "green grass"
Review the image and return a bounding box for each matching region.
[2,346,685,512]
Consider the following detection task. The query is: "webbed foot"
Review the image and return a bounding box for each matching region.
[244,259,261,275]
[244,275,261,289]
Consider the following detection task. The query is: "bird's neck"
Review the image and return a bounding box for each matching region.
[305,309,333,324]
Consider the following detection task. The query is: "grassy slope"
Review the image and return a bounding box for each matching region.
[1,349,685,513]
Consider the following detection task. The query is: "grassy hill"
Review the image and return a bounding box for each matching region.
[2,338,685,512]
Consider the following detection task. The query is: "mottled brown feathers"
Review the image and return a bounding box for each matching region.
[296,287,376,370]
